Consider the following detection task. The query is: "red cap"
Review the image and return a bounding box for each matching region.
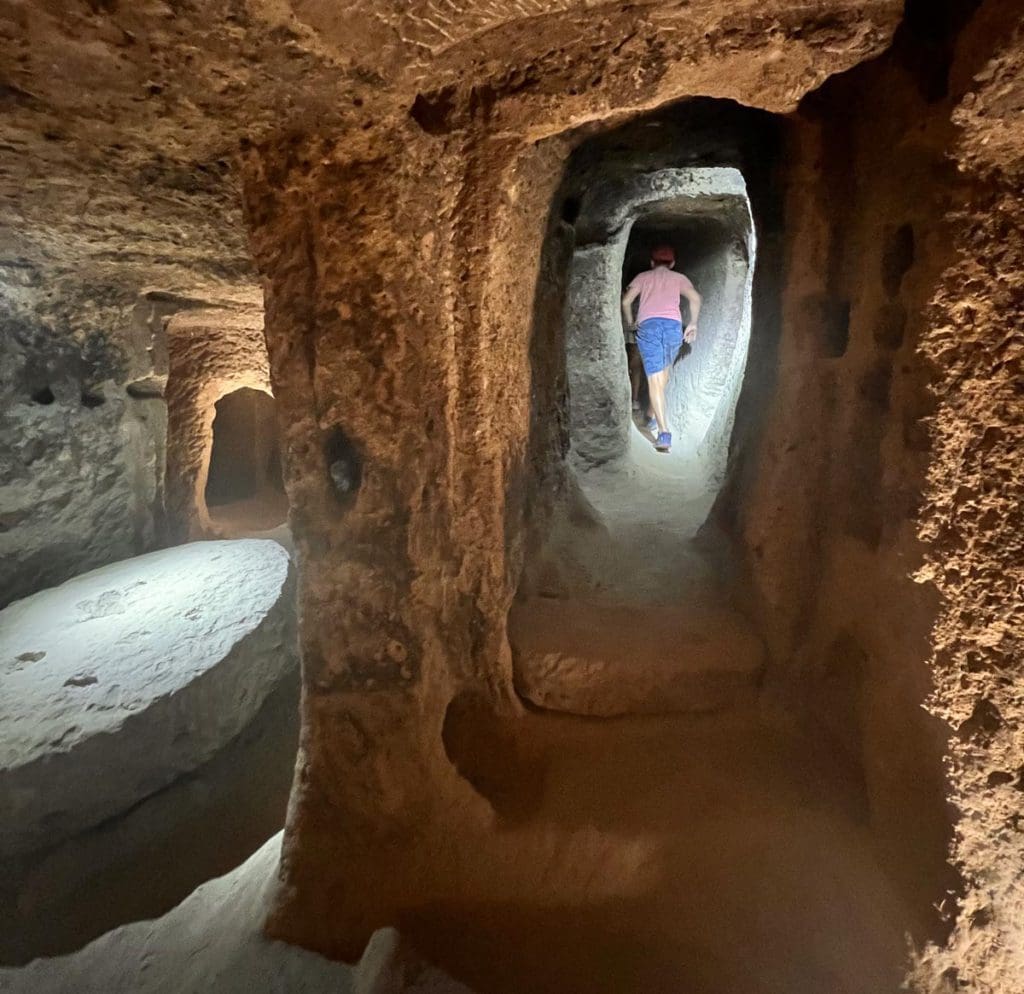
[651,244,675,264]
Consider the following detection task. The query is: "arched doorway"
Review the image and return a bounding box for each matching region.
[204,387,286,534]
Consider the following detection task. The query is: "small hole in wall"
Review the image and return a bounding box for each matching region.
[81,390,105,409]
[325,427,362,507]
[560,196,581,225]
[858,361,892,411]
[957,697,1002,744]
[986,771,1014,788]
[410,87,456,135]
[874,302,906,351]
[31,386,55,405]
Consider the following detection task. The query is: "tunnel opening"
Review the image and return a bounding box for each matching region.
[510,102,773,720]
[563,166,756,508]
[162,306,288,544]
[203,387,286,534]
[487,80,958,994]
[619,189,754,507]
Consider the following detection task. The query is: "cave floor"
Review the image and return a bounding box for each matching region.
[490,425,925,991]
[512,421,761,715]
[2,700,935,994]
[574,423,724,599]
[409,704,928,994]
[207,488,290,540]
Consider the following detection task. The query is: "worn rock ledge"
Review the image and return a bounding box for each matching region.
[0,832,473,994]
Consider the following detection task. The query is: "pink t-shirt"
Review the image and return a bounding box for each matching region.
[628,267,694,324]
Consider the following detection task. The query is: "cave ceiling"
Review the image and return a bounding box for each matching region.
[0,0,903,307]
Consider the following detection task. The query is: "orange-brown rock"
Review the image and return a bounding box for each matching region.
[3,2,1024,992]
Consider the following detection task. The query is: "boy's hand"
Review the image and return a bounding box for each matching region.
[684,323,698,343]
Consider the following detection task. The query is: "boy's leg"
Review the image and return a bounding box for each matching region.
[648,368,669,434]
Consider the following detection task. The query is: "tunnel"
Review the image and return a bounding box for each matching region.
[564,165,755,531]
[509,106,777,720]
[1,4,1022,994]
[162,306,285,544]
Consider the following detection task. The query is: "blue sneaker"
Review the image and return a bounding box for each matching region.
[644,417,657,432]
[655,431,672,452]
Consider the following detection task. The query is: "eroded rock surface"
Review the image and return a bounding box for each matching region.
[909,7,1024,986]
[0,539,296,855]
[0,832,473,994]
[3,1,1024,991]
[0,290,167,608]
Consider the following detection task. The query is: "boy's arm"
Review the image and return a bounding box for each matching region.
[682,285,702,342]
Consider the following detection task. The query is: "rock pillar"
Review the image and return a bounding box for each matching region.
[241,126,562,957]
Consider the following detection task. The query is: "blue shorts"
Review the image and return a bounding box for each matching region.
[636,317,682,376]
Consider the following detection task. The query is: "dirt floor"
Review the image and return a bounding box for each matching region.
[207,489,290,538]
[529,406,735,602]
[407,703,930,994]
[1,682,938,993]
[512,408,763,716]
[464,414,929,991]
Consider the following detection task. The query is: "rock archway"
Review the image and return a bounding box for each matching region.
[205,387,286,534]
[163,305,284,542]
[1,2,1023,992]
[565,165,755,521]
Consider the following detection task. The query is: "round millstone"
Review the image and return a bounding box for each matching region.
[0,539,296,856]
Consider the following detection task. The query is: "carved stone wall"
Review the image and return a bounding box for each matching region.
[239,3,905,959]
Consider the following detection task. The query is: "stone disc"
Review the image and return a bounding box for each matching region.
[0,539,295,856]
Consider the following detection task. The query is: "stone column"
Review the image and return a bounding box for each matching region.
[240,125,561,957]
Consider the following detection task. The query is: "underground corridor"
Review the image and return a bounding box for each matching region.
[510,156,763,719]
[474,96,955,994]
[1,3,1021,994]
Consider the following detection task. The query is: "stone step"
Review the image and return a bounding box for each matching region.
[509,596,765,717]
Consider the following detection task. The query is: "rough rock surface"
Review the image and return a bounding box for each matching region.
[715,9,1024,991]
[0,668,299,966]
[0,539,296,856]
[237,0,905,962]
[908,6,1024,989]
[0,290,167,608]
[0,832,473,994]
